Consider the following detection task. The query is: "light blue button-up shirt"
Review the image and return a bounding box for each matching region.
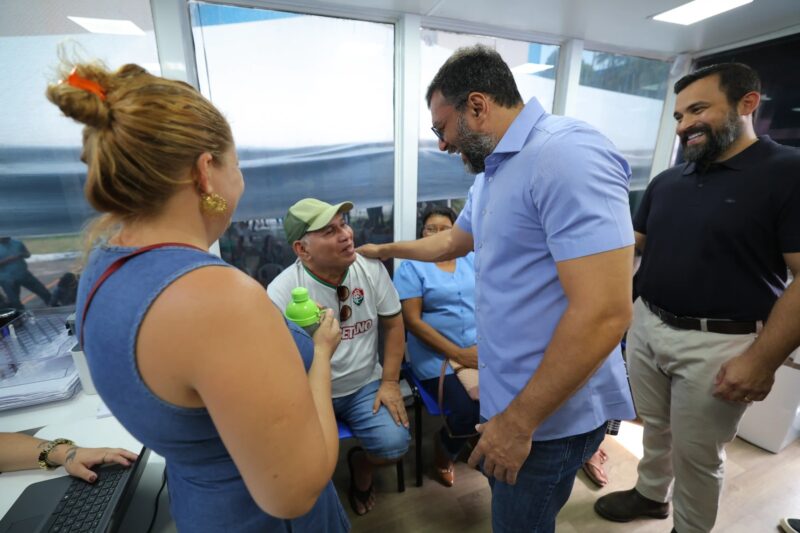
[394,254,477,380]
[457,97,636,441]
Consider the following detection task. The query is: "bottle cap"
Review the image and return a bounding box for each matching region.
[284,287,322,327]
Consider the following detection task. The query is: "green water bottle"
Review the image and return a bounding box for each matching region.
[285,287,322,336]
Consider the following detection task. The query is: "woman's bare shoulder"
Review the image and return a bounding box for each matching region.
[144,265,282,339]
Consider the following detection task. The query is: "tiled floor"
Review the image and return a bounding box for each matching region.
[333,417,800,532]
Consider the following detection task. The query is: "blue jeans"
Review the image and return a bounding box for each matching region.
[488,422,607,533]
[332,379,410,460]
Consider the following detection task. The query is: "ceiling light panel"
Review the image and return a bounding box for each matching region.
[653,0,753,26]
[67,16,145,35]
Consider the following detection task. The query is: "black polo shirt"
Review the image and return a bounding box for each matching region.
[634,136,800,321]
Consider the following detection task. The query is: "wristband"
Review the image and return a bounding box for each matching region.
[37,438,75,470]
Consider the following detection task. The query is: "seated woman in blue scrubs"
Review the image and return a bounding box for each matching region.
[393,206,479,487]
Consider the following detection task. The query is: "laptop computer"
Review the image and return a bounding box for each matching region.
[0,447,151,533]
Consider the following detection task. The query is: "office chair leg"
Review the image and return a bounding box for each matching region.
[396,459,405,492]
[415,396,423,487]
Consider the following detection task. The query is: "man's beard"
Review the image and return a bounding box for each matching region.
[681,108,742,165]
[454,113,496,174]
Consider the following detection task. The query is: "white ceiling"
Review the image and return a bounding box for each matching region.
[297,0,800,57]
[0,0,156,37]
[1,0,799,59]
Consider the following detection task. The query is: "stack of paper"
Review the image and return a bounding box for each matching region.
[0,309,81,411]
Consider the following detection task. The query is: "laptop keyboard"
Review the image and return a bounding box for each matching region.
[47,467,126,533]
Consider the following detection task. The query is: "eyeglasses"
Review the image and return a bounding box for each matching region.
[423,224,453,234]
[431,126,445,142]
[337,285,352,322]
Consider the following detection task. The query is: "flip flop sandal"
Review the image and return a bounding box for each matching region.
[598,448,609,464]
[347,446,374,516]
[582,458,609,487]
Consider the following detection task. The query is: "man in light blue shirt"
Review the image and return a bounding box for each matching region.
[358,45,635,532]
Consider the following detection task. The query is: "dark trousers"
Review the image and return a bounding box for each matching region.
[0,271,51,309]
[420,374,480,459]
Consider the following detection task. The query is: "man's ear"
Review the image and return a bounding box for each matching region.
[738,91,760,117]
[292,239,309,260]
[193,152,215,193]
[467,92,489,119]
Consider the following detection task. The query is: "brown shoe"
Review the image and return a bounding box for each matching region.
[594,488,669,522]
[433,437,454,487]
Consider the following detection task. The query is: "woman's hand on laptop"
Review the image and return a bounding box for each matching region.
[50,445,139,483]
[0,433,140,481]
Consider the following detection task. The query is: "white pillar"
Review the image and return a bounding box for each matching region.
[649,54,691,180]
[552,39,583,117]
[393,14,421,270]
[151,0,218,256]
[149,0,198,86]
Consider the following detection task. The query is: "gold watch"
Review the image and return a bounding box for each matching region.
[37,438,75,470]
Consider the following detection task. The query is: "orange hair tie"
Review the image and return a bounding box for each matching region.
[65,68,107,101]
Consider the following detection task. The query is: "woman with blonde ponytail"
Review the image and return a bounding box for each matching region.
[47,61,349,532]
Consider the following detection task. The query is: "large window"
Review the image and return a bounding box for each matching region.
[0,1,159,311]
[574,50,670,189]
[190,3,395,284]
[417,29,559,228]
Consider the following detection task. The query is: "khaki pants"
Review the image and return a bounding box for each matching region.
[628,298,756,533]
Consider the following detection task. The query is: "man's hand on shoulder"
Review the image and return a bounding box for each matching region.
[355,243,390,261]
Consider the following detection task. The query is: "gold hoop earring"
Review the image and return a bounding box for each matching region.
[200,192,228,215]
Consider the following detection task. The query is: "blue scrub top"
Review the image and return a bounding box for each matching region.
[393,254,477,380]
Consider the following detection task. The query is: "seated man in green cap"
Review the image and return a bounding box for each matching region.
[267,198,409,517]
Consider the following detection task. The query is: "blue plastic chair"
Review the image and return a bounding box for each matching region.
[336,419,405,492]
[401,362,450,487]
[337,419,354,439]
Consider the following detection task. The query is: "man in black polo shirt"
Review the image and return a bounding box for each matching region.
[595,63,800,533]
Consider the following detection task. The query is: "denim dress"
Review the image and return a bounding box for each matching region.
[76,245,349,533]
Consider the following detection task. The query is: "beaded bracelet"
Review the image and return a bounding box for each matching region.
[37,438,75,470]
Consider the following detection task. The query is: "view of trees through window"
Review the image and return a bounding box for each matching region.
[574,50,670,189]
[580,52,670,99]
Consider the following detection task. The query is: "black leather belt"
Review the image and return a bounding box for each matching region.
[642,299,761,335]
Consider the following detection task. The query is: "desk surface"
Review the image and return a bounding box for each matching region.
[0,392,175,532]
[0,390,102,434]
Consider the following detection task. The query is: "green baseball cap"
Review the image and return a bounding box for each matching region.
[284,198,354,244]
